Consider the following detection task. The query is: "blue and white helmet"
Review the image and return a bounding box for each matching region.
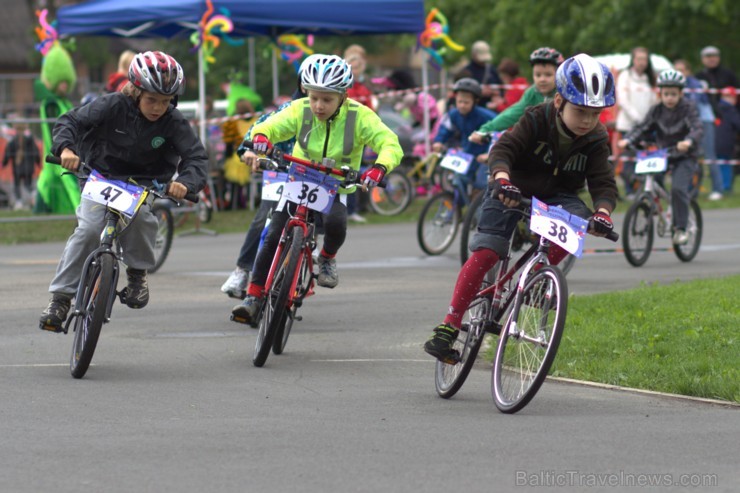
[299,54,354,94]
[556,53,615,108]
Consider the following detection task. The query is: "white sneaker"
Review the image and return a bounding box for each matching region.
[708,191,723,201]
[221,267,249,299]
[672,229,690,246]
[348,212,367,223]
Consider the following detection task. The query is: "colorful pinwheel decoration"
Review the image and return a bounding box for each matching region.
[417,8,464,69]
[274,34,314,72]
[191,0,243,71]
[35,9,58,56]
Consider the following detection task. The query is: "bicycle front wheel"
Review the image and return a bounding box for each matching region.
[492,266,567,414]
[149,204,174,273]
[273,235,310,355]
[417,191,460,255]
[622,200,654,267]
[254,227,303,367]
[70,254,115,379]
[367,171,413,216]
[673,201,702,262]
[435,294,490,398]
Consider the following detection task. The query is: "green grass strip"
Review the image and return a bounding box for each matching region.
[551,276,740,403]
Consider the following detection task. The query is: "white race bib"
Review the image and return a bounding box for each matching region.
[81,170,146,217]
[275,164,340,214]
[635,150,668,174]
[529,197,588,257]
[439,149,475,174]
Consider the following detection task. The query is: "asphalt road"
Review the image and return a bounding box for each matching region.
[1,209,738,492]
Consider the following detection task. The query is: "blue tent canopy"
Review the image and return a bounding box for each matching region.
[56,0,425,38]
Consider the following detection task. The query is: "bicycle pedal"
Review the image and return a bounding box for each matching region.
[294,315,303,322]
[484,321,502,336]
[117,288,128,304]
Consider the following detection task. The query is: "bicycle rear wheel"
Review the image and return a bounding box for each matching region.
[622,200,654,267]
[253,227,302,367]
[435,294,490,398]
[367,171,413,216]
[459,192,484,265]
[417,191,460,255]
[149,203,174,274]
[492,266,567,413]
[673,201,702,262]
[70,254,115,379]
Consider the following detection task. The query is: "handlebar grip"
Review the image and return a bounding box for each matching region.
[183,192,200,203]
[606,230,619,242]
[46,155,61,164]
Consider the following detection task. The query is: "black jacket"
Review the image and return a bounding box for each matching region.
[488,102,618,214]
[51,92,208,192]
[624,98,703,160]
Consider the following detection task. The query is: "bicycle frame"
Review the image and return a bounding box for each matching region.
[635,173,672,237]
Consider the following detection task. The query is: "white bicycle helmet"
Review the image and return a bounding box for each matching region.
[299,54,354,94]
[556,53,615,108]
[128,51,184,96]
[657,69,686,88]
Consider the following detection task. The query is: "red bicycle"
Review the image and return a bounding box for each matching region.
[233,143,371,367]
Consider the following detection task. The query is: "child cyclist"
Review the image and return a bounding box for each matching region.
[469,47,563,143]
[424,53,619,364]
[617,69,703,245]
[231,54,403,326]
[39,51,208,332]
[432,78,497,189]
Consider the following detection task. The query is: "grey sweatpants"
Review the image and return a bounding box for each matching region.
[48,199,158,296]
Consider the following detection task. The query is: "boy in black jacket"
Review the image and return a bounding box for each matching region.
[425,54,618,364]
[618,69,703,246]
[39,51,208,332]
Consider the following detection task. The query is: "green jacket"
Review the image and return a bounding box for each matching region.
[479,86,556,133]
[251,97,403,193]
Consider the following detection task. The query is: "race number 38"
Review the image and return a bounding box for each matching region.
[529,197,588,257]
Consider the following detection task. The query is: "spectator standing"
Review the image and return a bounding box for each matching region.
[696,46,739,114]
[674,59,720,200]
[615,46,658,197]
[2,121,40,210]
[714,87,740,194]
[104,50,136,93]
[457,40,502,109]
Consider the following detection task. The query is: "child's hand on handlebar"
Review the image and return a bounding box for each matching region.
[253,134,273,155]
[676,139,691,153]
[166,181,188,200]
[241,150,261,171]
[468,132,485,145]
[60,148,80,171]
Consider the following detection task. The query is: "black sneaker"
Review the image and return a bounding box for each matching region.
[39,294,72,333]
[125,268,149,308]
[423,323,461,364]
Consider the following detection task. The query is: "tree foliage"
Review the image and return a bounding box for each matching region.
[434,0,740,76]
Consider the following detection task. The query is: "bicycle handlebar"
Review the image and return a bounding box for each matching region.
[46,155,199,203]
[241,140,386,189]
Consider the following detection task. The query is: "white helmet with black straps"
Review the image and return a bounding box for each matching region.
[657,69,686,88]
[128,51,184,96]
[299,54,354,94]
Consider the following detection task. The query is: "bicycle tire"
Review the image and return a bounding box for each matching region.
[253,227,302,367]
[434,295,490,398]
[492,266,567,414]
[673,200,702,262]
[149,204,174,274]
[367,171,414,216]
[70,254,115,379]
[417,191,460,255]
[197,201,213,224]
[622,200,654,267]
[459,192,484,265]
[273,247,313,355]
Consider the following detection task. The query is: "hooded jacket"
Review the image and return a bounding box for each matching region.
[623,98,703,159]
[51,92,208,193]
[488,102,618,214]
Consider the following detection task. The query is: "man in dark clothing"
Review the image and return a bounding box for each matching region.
[457,40,502,109]
[696,46,740,114]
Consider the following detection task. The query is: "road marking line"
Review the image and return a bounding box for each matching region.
[311,358,430,363]
[0,363,72,368]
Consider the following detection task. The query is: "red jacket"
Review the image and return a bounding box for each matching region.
[494,76,528,113]
[346,81,375,112]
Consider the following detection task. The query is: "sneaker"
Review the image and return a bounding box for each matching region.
[708,191,723,201]
[423,323,461,365]
[125,268,149,308]
[39,293,72,333]
[317,255,339,288]
[672,229,690,245]
[348,212,367,223]
[231,295,262,327]
[221,267,249,299]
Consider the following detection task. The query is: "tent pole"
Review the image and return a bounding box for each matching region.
[198,46,219,212]
[248,37,256,89]
[272,49,279,104]
[421,54,431,157]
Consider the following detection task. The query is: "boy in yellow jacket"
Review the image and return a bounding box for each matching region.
[232,54,403,326]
